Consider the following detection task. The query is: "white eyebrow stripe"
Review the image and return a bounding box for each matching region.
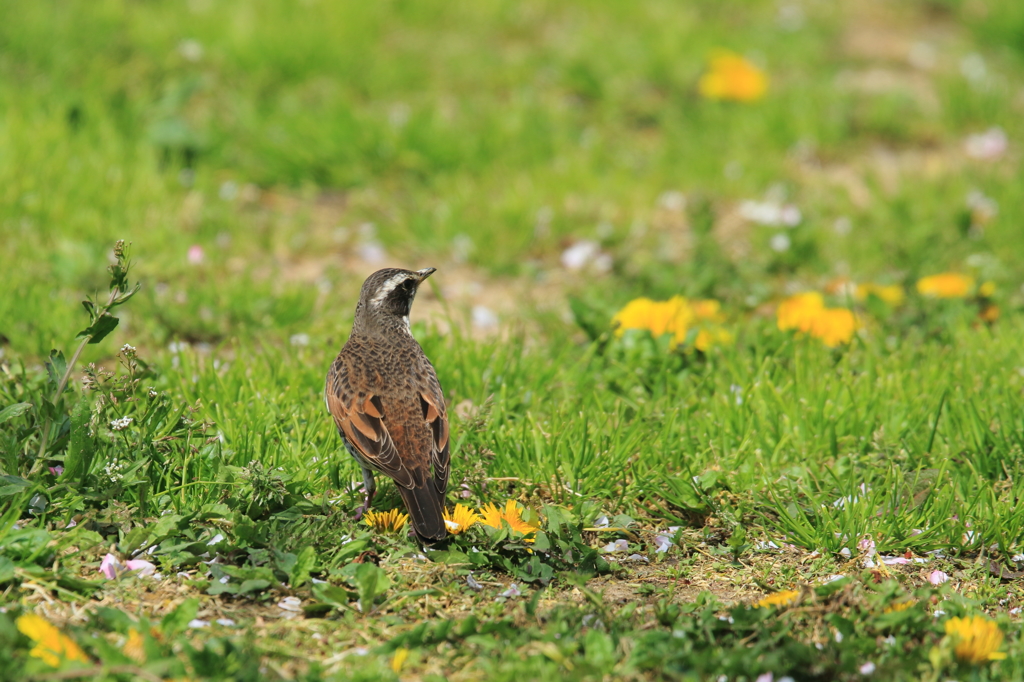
[369,274,408,306]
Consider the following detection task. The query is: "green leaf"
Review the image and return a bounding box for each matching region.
[45,350,67,390]
[239,579,271,594]
[289,545,317,588]
[343,562,390,614]
[63,397,95,486]
[111,283,141,307]
[206,581,239,596]
[312,582,354,608]
[0,403,32,425]
[0,475,32,498]
[161,597,199,635]
[0,556,15,584]
[76,313,119,344]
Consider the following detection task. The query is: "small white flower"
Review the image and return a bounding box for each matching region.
[498,584,521,598]
[769,233,791,252]
[964,127,1007,160]
[178,39,204,62]
[561,240,612,273]
[739,200,801,227]
[601,539,629,553]
[120,344,136,356]
[109,416,133,431]
[188,619,210,629]
[472,305,499,330]
[859,661,876,675]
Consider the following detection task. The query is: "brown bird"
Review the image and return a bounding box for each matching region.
[324,267,450,540]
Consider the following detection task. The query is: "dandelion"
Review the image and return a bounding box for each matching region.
[362,509,409,533]
[777,292,825,333]
[690,299,724,323]
[122,629,145,663]
[916,273,974,299]
[699,50,769,102]
[855,283,906,307]
[695,327,735,352]
[755,589,799,608]
[612,296,731,350]
[883,600,917,614]
[944,616,1007,663]
[16,614,89,667]
[613,296,693,345]
[391,647,409,673]
[443,504,480,534]
[809,308,857,348]
[478,500,539,536]
[777,293,857,347]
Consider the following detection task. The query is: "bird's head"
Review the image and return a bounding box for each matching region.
[354,267,436,332]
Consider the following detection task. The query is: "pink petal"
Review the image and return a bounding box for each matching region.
[928,570,949,585]
[125,559,157,577]
[99,553,122,580]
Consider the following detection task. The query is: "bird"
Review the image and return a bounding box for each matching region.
[324,267,450,541]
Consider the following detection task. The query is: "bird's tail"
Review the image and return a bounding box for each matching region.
[398,485,447,541]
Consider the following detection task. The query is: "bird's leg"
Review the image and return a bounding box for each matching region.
[353,466,377,521]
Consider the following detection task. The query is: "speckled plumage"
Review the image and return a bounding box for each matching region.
[325,268,450,540]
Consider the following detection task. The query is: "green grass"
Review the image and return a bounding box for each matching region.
[4,0,1024,680]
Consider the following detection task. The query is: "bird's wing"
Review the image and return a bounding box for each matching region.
[325,367,414,489]
[418,376,450,495]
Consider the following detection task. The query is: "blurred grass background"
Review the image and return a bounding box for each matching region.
[3,0,1023,359]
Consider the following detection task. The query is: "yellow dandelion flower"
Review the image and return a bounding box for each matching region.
[979,281,996,298]
[363,508,409,533]
[699,51,769,102]
[883,599,917,614]
[478,500,539,536]
[944,616,1007,663]
[695,327,734,352]
[855,283,906,307]
[776,292,825,333]
[391,647,409,673]
[777,293,857,347]
[444,504,481,534]
[613,296,731,350]
[16,614,89,667]
[809,308,858,347]
[755,589,799,608]
[122,628,146,663]
[917,273,974,299]
[691,299,725,323]
[613,296,694,346]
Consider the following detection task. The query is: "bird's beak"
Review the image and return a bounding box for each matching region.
[416,267,437,282]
